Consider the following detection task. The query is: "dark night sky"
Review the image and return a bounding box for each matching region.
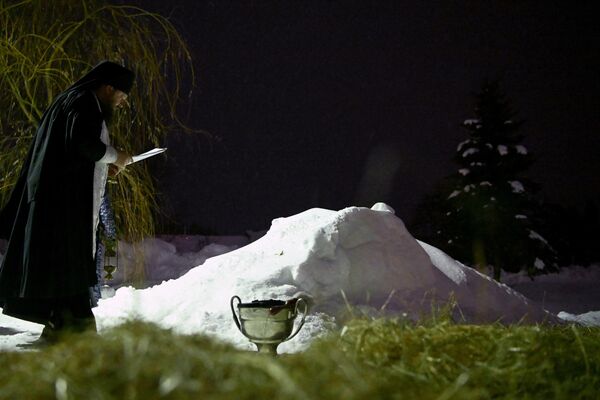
[116,1,599,234]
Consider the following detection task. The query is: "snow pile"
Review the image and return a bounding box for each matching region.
[557,311,600,327]
[109,238,243,288]
[94,203,555,353]
[504,264,600,285]
[502,265,600,314]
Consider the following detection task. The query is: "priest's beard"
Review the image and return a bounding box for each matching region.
[99,100,115,125]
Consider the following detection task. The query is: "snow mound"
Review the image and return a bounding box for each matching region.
[557,311,600,327]
[94,204,556,353]
[503,264,600,285]
[110,239,239,288]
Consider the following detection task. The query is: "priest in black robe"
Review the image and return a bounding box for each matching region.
[0,61,135,341]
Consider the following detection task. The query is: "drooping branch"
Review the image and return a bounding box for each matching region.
[0,0,198,247]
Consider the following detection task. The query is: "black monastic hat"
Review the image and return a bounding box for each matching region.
[70,60,135,94]
[93,61,135,94]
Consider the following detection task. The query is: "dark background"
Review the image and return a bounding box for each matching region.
[114,1,599,235]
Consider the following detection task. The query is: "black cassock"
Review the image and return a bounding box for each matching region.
[0,71,110,324]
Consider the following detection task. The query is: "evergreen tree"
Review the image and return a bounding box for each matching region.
[417,80,557,280]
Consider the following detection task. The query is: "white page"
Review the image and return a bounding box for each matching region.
[130,148,167,164]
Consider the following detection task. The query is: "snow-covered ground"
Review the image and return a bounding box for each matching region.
[1,203,599,352]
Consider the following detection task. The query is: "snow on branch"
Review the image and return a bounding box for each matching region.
[509,180,525,193]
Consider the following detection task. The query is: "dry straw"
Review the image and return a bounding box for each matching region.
[0,319,598,399]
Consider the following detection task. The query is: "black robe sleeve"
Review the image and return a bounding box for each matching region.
[66,94,108,162]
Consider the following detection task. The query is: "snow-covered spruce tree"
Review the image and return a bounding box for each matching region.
[438,80,556,280]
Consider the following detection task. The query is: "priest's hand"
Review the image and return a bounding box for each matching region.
[114,149,133,169]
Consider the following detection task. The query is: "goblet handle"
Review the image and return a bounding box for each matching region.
[230,295,242,331]
[283,298,308,342]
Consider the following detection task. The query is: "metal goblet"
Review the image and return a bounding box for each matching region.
[231,296,308,356]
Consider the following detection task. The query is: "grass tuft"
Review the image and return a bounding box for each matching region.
[0,318,598,399]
